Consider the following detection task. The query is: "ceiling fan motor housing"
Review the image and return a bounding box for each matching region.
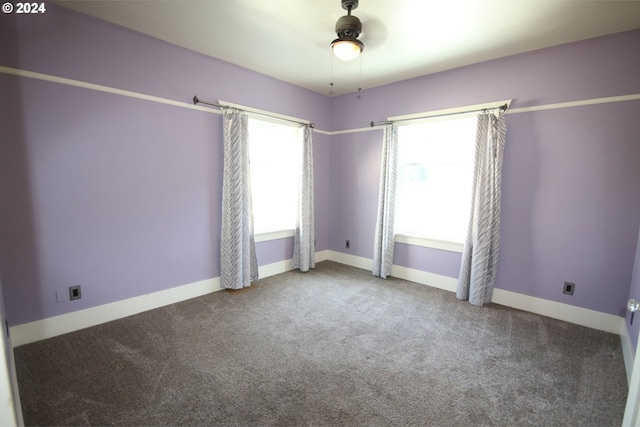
[335,14,362,39]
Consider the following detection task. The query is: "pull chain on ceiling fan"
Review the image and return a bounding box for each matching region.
[331,0,364,61]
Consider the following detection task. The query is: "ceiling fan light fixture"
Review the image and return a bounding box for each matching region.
[331,38,364,61]
[331,0,364,61]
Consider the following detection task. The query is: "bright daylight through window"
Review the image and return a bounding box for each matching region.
[248,117,302,235]
[395,115,477,244]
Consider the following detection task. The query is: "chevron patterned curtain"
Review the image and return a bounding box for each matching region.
[372,123,399,279]
[457,111,507,305]
[220,109,259,289]
[293,125,315,272]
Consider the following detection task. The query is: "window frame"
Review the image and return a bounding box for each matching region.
[394,234,464,253]
[254,230,295,243]
[219,100,311,243]
[389,100,511,253]
[247,116,302,238]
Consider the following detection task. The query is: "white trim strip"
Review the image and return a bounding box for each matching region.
[254,229,294,243]
[491,288,622,334]
[394,234,463,253]
[327,250,623,334]
[0,66,339,134]
[0,65,214,114]
[315,250,330,262]
[9,251,327,347]
[388,100,512,122]
[258,258,294,278]
[258,251,325,276]
[9,251,625,347]
[390,264,458,292]
[9,276,223,347]
[3,66,638,136]
[331,127,380,135]
[332,94,640,134]
[327,251,373,270]
[507,94,640,114]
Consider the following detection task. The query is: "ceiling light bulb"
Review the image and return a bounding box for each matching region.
[332,39,363,61]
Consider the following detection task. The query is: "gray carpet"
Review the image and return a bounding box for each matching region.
[14,261,628,426]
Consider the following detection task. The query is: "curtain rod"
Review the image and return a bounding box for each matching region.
[369,103,508,128]
[193,96,315,128]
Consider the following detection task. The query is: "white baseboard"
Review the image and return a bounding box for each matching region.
[315,250,329,262]
[390,265,458,293]
[10,276,223,348]
[10,251,326,348]
[491,288,623,334]
[10,250,625,347]
[327,250,624,335]
[327,251,373,270]
[258,259,294,278]
[258,251,329,277]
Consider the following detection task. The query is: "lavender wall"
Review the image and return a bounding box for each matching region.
[0,6,332,128]
[1,3,639,329]
[328,131,381,256]
[0,4,330,326]
[331,30,640,131]
[329,30,640,316]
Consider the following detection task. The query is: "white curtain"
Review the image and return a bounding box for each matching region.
[457,111,507,305]
[220,108,259,289]
[372,123,399,278]
[293,125,315,272]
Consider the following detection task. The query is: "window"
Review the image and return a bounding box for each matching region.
[395,115,477,246]
[247,117,302,235]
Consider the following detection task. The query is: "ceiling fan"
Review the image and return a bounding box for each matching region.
[331,0,364,61]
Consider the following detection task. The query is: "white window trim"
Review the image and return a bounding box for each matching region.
[254,229,295,243]
[394,233,464,253]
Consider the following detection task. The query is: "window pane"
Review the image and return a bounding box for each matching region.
[248,118,302,234]
[395,116,477,243]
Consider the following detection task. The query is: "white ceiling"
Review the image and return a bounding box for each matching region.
[55,0,640,96]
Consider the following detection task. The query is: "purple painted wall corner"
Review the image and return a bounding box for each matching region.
[329,29,640,316]
[0,3,331,326]
[1,2,639,328]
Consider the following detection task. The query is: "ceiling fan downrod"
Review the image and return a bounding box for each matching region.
[341,0,358,12]
[335,0,362,42]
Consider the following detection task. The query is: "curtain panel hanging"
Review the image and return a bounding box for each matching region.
[372,123,399,278]
[293,125,316,272]
[220,108,259,289]
[457,111,507,305]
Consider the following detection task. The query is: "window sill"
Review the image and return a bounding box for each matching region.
[254,229,295,243]
[394,234,463,253]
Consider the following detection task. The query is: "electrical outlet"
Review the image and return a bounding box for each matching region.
[563,281,575,295]
[69,285,82,300]
[345,240,350,249]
